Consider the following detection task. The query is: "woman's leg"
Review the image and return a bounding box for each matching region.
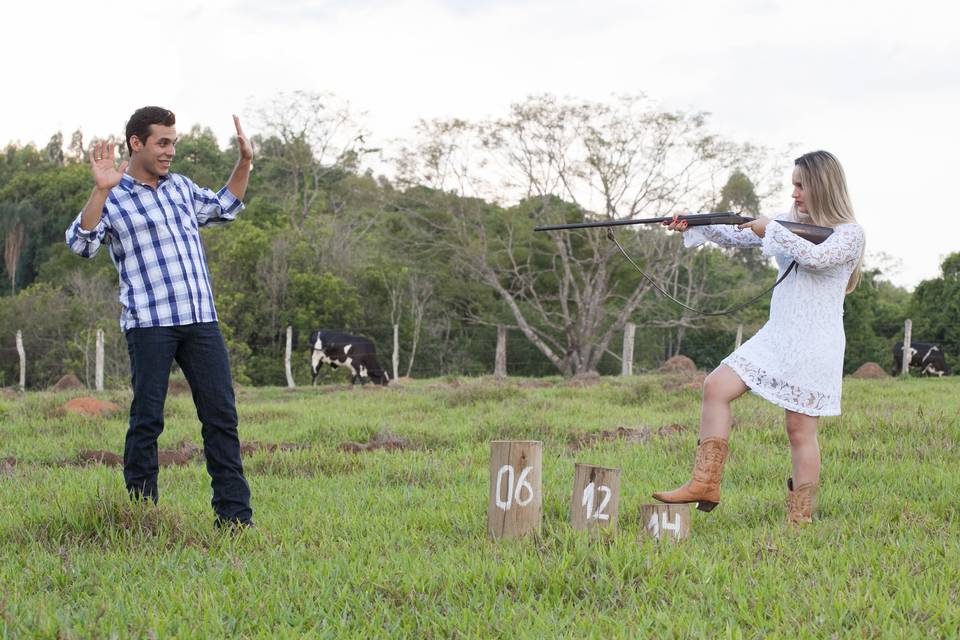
[699,364,750,440]
[785,410,821,523]
[784,410,820,486]
[652,364,749,510]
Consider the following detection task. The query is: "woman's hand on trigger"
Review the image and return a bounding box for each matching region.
[738,215,771,238]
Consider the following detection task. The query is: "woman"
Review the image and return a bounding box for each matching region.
[652,150,865,524]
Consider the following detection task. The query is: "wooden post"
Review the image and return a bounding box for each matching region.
[639,503,691,542]
[570,463,621,532]
[901,319,912,377]
[392,323,400,381]
[284,326,295,388]
[95,329,104,391]
[735,323,743,350]
[621,323,636,376]
[488,441,542,539]
[16,330,25,391]
[494,325,507,379]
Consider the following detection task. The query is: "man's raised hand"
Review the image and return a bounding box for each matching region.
[88,142,128,191]
[233,115,253,163]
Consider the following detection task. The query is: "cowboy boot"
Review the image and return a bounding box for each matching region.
[652,437,729,512]
[786,477,818,524]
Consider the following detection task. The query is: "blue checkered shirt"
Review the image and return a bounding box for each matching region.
[66,173,244,331]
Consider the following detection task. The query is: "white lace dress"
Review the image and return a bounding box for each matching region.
[683,215,866,416]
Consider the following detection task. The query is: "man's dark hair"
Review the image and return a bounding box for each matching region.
[125,106,176,155]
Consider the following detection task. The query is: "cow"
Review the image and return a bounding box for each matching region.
[309,330,390,386]
[892,341,949,377]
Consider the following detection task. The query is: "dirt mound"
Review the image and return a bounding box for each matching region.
[168,378,192,395]
[850,362,890,379]
[663,370,707,392]
[71,441,299,468]
[63,397,121,418]
[660,355,697,373]
[339,432,412,453]
[52,374,85,392]
[76,450,123,466]
[239,442,306,455]
[570,423,688,451]
[158,443,201,466]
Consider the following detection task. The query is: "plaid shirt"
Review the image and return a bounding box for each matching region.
[66,173,244,331]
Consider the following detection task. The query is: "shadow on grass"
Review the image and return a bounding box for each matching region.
[8,490,216,550]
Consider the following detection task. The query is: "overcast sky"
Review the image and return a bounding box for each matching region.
[2,0,957,289]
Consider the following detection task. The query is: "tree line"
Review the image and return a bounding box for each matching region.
[0,92,952,388]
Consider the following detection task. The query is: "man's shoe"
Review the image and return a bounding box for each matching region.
[214,517,254,530]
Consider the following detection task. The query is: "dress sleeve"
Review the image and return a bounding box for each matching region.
[683,224,763,249]
[183,176,245,227]
[761,221,864,269]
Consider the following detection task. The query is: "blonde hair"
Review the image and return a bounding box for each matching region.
[791,150,863,293]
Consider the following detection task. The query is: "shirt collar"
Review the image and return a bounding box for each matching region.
[120,172,171,192]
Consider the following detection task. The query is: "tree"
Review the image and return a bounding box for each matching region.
[396,95,762,375]
[910,252,960,372]
[170,125,233,188]
[254,91,372,231]
[68,130,85,163]
[405,273,434,376]
[716,168,760,215]
[3,222,24,294]
[44,132,64,166]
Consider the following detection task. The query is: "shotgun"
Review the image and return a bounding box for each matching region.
[533,212,834,245]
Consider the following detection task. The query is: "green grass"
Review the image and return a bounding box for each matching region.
[1,375,959,638]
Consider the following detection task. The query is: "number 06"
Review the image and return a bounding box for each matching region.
[495,465,534,511]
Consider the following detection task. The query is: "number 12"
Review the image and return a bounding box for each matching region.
[581,481,611,521]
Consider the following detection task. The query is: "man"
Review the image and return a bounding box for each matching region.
[66,106,253,527]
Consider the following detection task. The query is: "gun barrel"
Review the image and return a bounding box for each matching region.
[533,212,749,232]
[533,213,834,244]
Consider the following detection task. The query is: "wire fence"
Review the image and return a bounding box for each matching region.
[3,322,690,390]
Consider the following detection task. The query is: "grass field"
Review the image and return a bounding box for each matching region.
[1,373,958,638]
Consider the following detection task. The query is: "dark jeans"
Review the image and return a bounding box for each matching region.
[124,322,252,523]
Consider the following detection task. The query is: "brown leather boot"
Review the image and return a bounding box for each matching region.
[652,437,729,512]
[786,477,818,524]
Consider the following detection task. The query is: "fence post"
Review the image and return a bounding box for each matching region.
[392,324,400,381]
[95,329,104,391]
[16,330,25,391]
[285,326,295,388]
[735,323,743,350]
[901,319,912,377]
[621,322,636,376]
[495,325,507,379]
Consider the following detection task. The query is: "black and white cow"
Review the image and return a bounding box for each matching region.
[309,330,390,386]
[893,341,949,377]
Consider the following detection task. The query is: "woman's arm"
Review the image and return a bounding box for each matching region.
[761,221,864,269]
[682,224,764,249]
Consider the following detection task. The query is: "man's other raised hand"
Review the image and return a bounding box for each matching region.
[88,142,128,191]
[233,115,253,163]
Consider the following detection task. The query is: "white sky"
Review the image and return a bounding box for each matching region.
[2,0,958,289]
